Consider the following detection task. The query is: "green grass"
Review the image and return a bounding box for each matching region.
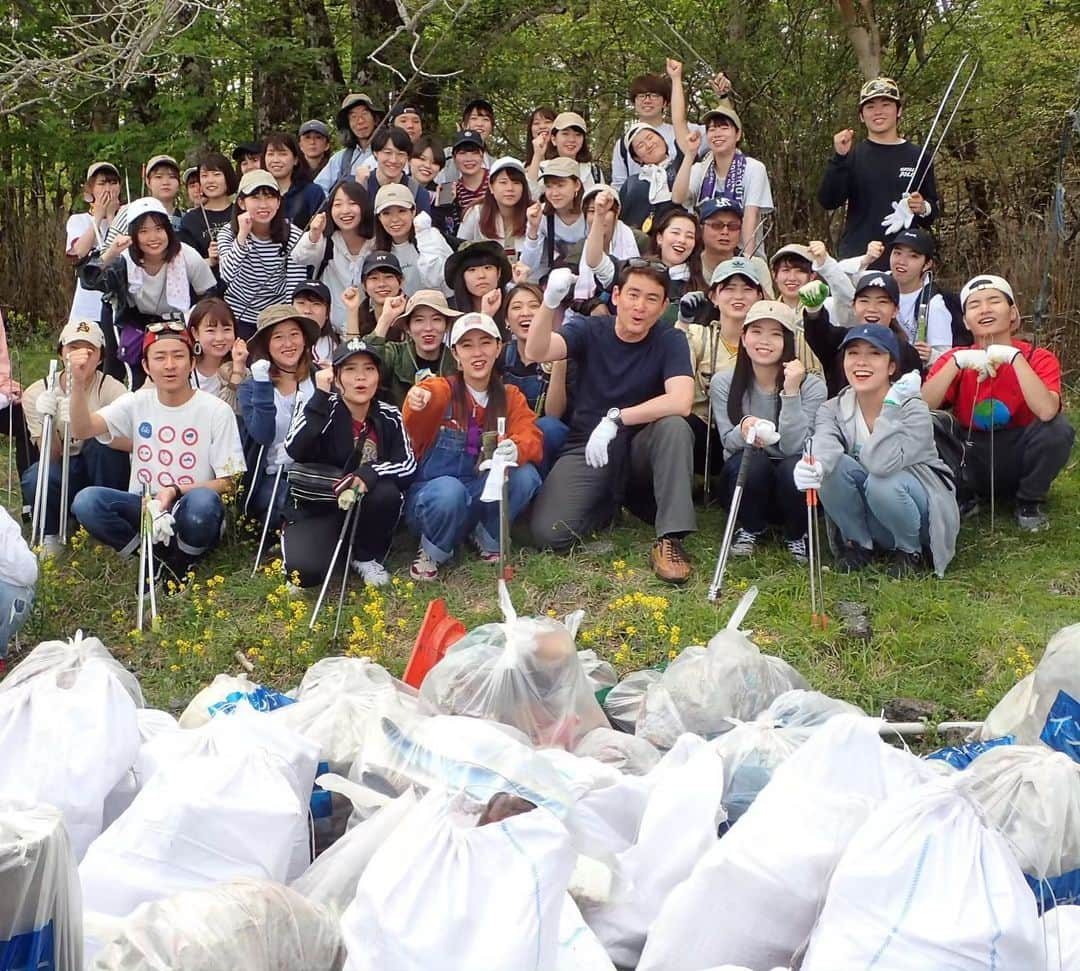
[5,336,1079,723]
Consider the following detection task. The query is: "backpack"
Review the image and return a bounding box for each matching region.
[930,409,967,488]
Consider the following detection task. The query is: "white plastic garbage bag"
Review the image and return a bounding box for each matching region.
[637,629,807,746]
[603,669,661,733]
[558,896,615,971]
[342,790,575,971]
[801,783,1044,971]
[760,688,865,728]
[79,746,310,918]
[0,802,82,971]
[90,878,345,970]
[711,719,811,822]
[577,650,617,695]
[573,727,661,776]
[0,632,144,707]
[638,715,938,971]
[1043,905,1080,970]
[293,655,396,700]
[0,663,140,860]
[419,595,607,748]
[582,743,726,968]
[957,744,1080,880]
[981,623,1080,744]
[103,709,180,830]
[291,790,417,916]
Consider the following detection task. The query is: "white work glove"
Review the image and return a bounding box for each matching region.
[478,437,519,472]
[798,280,830,311]
[413,210,432,233]
[148,500,176,544]
[36,387,59,418]
[884,369,922,407]
[743,418,781,447]
[543,267,577,309]
[584,415,619,469]
[952,348,990,378]
[880,194,915,235]
[986,344,1020,368]
[250,359,272,382]
[793,457,824,492]
[270,442,289,468]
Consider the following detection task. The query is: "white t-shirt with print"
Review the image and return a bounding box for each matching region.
[97,387,246,495]
[687,155,773,212]
[897,289,953,346]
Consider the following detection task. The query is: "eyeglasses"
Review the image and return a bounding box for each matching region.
[146,320,187,335]
[625,258,669,274]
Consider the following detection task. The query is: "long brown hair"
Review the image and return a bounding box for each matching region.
[449,370,507,433]
[646,208,707,292]
[478,167,529,240]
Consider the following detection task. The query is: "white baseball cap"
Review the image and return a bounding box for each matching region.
[960,274,1015,309]
[58,319,105,348]
[124,197,170,227]
[450,312,502,346]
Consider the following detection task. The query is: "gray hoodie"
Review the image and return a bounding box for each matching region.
[812,388,960,576]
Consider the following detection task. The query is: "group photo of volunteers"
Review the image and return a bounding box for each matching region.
[5,55,1064,605]
[2,3,1080,970]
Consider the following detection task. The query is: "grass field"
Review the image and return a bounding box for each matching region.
[4,336,1078,724]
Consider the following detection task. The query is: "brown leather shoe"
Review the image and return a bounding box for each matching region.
[651,536,691,584]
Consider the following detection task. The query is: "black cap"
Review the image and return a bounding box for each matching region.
[231,141,263,162]
[888,227,935,258]
[853,271,900,305]
[292,280,332,305]
[361,251,404,280]
[332,336,384,369]
[451,129,486,153]
[389,104,423,121]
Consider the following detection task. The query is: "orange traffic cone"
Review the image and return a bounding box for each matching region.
[402,598,466,688]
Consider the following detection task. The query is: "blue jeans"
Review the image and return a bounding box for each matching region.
[246,465,289,525]
[0,579,34,659]
[818,453,930,554]
[405,425,541,563]
[536,416,569,478]
[71,486,225,557]
[20,438,130,537]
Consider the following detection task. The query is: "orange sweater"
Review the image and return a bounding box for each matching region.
[403,376,543,466]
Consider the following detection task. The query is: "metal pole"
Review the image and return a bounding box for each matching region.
[332,496,364,644]
[251,466,284,577]
[707,446,753,601]
[904,54,970,196]
[309,501,357,631]
[911,62,979,196]
[30,360,58,546]
[702,324,720,506]
[58,360,72,544]
[243,444,265,519]
[805,438,827,629]
[136,493,147,631]
[145,485,158,623]
[496,417,512,580]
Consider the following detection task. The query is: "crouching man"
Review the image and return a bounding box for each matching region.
[921,274,1075,531]
[527,261,696,583]
[68,322,247,578]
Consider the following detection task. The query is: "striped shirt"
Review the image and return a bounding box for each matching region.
[217,222,308,337]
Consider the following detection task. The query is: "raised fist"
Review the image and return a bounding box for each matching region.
[833,128,855,156]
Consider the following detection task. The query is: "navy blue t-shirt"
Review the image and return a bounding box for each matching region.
[558,314,692,440]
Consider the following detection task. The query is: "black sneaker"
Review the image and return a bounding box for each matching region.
[958,496,982,519]
[837,543,874,573]
[1016,503,1049,532]
[888,549,925,578]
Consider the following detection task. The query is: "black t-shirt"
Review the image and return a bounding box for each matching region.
[558,313,693,440]
[179,206,233,258]
[816,139,939,267]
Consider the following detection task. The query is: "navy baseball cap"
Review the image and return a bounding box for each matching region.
[698,193,744,221]
[361,251,403,279]
[840,323,900,360]
[292,280,332,304]
[854,271,900,305]
[451,129,486,153]
[889,227,935,257]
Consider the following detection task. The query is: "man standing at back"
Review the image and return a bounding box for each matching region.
[526,262,696,584]
[818,77,938,268]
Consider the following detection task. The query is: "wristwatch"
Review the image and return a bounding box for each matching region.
[606,408,623,427]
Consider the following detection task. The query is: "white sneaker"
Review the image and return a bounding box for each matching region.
[353,559,390,587]
[40,535,63,558]
[409,547,439,581]
[730,527,761,557]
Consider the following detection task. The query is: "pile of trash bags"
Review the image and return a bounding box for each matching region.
[3,605,1080,970]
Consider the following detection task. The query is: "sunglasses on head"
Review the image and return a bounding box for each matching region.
[625,258,668,275]
[146,320,187,335]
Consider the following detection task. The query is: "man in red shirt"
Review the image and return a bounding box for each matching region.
[922,274,1075,531]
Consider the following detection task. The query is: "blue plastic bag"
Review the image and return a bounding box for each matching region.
[206,685,296,718]
[925,735,1013,770]
[1040,690,1080,762]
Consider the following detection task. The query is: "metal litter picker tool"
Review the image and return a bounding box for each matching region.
[497,417,512,581]
[805,438,827,629]
[708,445,753,602]
[136,484,158,631]
[29,360,58,548]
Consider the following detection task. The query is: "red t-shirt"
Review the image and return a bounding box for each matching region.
[928,339,1061,430]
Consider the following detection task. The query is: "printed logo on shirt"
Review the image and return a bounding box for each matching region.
[137,444,153,462]
[158,425,176,443]
[138,421,153,439]
[898,166,916,179]
[179,452,197,470]
[137,467,152,484]
[182,427,199,446]
[972,396,1011,431]
[159,470,175,487]
[178,474,195,486]
[158,449,174,467]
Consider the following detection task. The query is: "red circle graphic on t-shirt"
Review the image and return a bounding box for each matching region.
[178,452,197,470]
[177,475,195,486]
[182,428,199,446]
[158,425,176,444]
[158,449,174,467]
[158,470,175,487]
[136,444,153,462]
[136,468,152,484]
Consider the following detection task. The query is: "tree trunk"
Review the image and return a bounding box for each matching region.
[352,0,400,87]
[834,0,882,79]
[296,0,344,91]
[254,0,300,133]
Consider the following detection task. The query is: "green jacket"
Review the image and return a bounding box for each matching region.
[366,334,458,408]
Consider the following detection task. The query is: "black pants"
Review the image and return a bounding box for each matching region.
[0,402,35,477]
[687,414,723,481]
[281,478,404,588]
[962,414,1075,504]
[720,450,805,539]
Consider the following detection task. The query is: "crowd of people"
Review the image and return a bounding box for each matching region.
[0,57,1074,632]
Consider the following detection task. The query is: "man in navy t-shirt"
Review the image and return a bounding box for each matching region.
[526,261,696,583]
